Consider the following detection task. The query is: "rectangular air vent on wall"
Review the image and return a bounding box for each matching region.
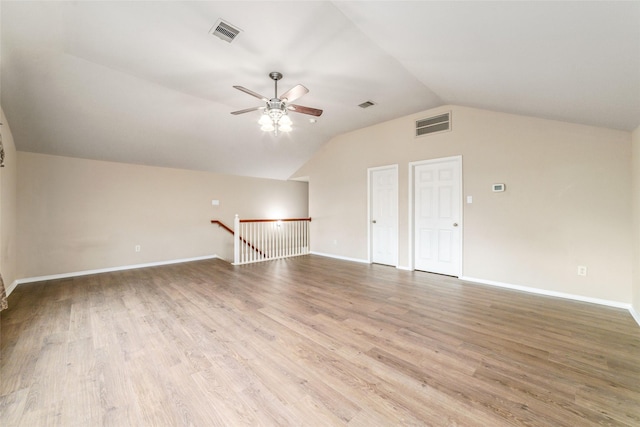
[415,112,451,137]
[210,19,241,43]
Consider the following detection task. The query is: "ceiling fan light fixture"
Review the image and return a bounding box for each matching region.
[232,71,323,136]
[267,108,284,122]
[279,123,292,133]
[264,108,292,135]
[261,123,275,132]
[258,113,272,126]
[279,114,292,126]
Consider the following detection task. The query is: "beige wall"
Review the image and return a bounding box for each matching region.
[17,152,308,279]
[632,125,640,317]
[294,105,632,304]
[1,108,18,290]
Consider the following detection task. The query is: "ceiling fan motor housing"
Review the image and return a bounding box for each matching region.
[267,99,287,121]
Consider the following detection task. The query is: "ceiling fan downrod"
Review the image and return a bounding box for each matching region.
[269,71,283,98]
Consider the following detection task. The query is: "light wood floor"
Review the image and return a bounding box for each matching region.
[1,256,639,426]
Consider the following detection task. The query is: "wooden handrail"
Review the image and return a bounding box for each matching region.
[210,220,234,235]
[211,219,265,258]
[239,217,312,223]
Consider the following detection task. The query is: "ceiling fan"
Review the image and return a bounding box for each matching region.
[231,72,323,135]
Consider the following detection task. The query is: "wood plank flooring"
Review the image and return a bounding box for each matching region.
[1,255,639,426]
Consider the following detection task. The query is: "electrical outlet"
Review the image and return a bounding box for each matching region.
[135,245,141,253]
[577,266,587,276]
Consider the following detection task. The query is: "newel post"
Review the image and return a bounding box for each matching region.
[233,214,240,264]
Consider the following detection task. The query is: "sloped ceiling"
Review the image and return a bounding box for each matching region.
[2,1,639,180]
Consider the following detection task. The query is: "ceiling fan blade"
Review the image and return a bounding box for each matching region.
[231,106,264,115]
[279,84,309,103]
[233,86,269,102]
[288,104,323,117]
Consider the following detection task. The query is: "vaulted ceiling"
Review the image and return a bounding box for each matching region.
[2,1,639,180]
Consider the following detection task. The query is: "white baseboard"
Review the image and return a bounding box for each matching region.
[630,306,640,328]
[309,252,414,270]
[310,251,369,264]
[461,275,636,316]
[11,255,219,290]
[6,279,19,297]
[460,276,630,309]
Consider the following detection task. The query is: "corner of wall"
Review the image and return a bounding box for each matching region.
[0,107,19,296]
[631,305,640,328]
[632,124,640,325]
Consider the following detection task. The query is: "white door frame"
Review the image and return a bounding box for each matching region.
[367,164,399,266]
[408,155,463,274]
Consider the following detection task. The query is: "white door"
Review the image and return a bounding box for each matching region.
[413,157,461,276]
[370,166,398,266]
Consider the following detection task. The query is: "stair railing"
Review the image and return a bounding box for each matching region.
[211,215,311,265]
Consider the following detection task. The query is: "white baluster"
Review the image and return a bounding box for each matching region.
[296,221,300,255]
[233,214,240,264]
[261,221,266,261]
[290,221,294,257]
[305,220,309,253]
[249,222,254,263]
[243,221,248,264]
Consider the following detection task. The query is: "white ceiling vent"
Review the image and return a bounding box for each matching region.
[358,100,376,109]
[416,112,451,137]
[210,19,241,43]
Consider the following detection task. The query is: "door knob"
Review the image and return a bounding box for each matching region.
[372,220,377,224]
[453,223,458,227]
